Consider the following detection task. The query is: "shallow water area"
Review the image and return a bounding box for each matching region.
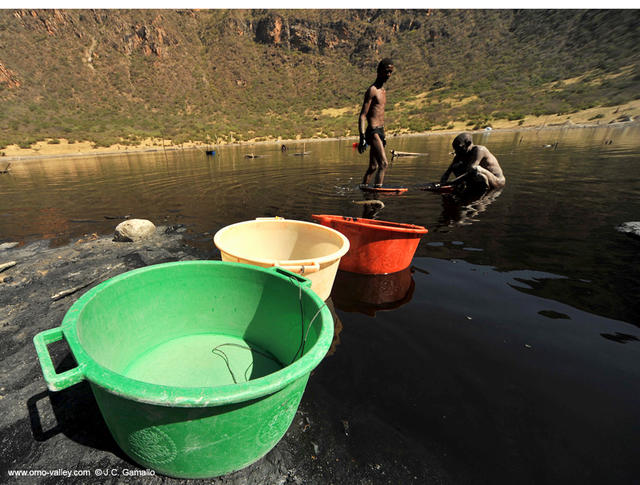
[1,124,639,483]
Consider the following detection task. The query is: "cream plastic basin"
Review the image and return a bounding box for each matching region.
[213,218,350,300]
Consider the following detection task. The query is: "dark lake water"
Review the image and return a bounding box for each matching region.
[1,125,639,483]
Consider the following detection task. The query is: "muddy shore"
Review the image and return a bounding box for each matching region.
[0,229,455,484]
[1,103,637,164]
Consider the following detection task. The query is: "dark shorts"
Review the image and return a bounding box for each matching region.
[455,171,489,198]
[365,126,386,147]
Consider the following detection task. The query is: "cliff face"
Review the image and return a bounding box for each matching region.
[255,14,356,53]
[0,62,20,88]
[0,9,638,146]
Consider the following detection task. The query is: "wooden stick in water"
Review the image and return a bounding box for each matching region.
[0,261,17,272]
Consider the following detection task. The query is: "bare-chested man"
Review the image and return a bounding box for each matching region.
[437,132,505,193]
[358,58,394,188]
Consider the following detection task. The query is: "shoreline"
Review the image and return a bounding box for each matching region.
[1,107,637,164]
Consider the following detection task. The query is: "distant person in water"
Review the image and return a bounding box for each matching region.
[358,58,394,188]
[437,132,506,193]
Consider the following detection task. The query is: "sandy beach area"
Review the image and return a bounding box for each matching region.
[0,100,637,163]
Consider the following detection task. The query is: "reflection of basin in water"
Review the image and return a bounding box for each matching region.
[330,267,415,316]
[324,298,344,357]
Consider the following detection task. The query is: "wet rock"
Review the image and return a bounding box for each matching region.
[165,224,186,234]
[139,247,175,266]
[617,221,640,238]
[114,219,156,242]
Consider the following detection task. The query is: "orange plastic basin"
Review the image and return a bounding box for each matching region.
[311,215,428,275]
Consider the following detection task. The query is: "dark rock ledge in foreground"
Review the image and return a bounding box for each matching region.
[0,229,452,484]
[0,230,300,484]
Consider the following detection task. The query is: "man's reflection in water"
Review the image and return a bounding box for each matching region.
[352,193,385,219]
[437,187,504,227]
[362,200,384,219]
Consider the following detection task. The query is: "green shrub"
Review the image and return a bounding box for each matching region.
[18,139,36,149]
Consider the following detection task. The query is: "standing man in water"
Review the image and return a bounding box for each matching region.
[358,58,394,188]
[437,132,506,193]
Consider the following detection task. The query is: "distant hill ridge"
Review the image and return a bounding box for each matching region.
[0,9,638,148]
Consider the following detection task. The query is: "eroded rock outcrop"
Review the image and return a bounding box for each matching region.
[0,62,20,88]
[256,14,288,46]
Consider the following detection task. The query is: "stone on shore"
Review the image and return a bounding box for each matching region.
[114,218,156,242]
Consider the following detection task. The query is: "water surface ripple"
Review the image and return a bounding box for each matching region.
[1,126,639,482]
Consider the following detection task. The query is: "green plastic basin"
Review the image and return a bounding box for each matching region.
[33,261,334,478]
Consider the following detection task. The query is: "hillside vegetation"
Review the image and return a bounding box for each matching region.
[0,9,639,149]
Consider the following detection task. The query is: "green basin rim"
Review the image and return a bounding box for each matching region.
[60,261,333,408]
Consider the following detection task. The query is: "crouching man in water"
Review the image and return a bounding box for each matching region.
[358,58,394,188]
[437,132,506,194]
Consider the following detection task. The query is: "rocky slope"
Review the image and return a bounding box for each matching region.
[0,9,638,147]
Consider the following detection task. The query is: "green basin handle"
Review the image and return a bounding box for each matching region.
[271,266,312,288]
[33,327,85,392]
